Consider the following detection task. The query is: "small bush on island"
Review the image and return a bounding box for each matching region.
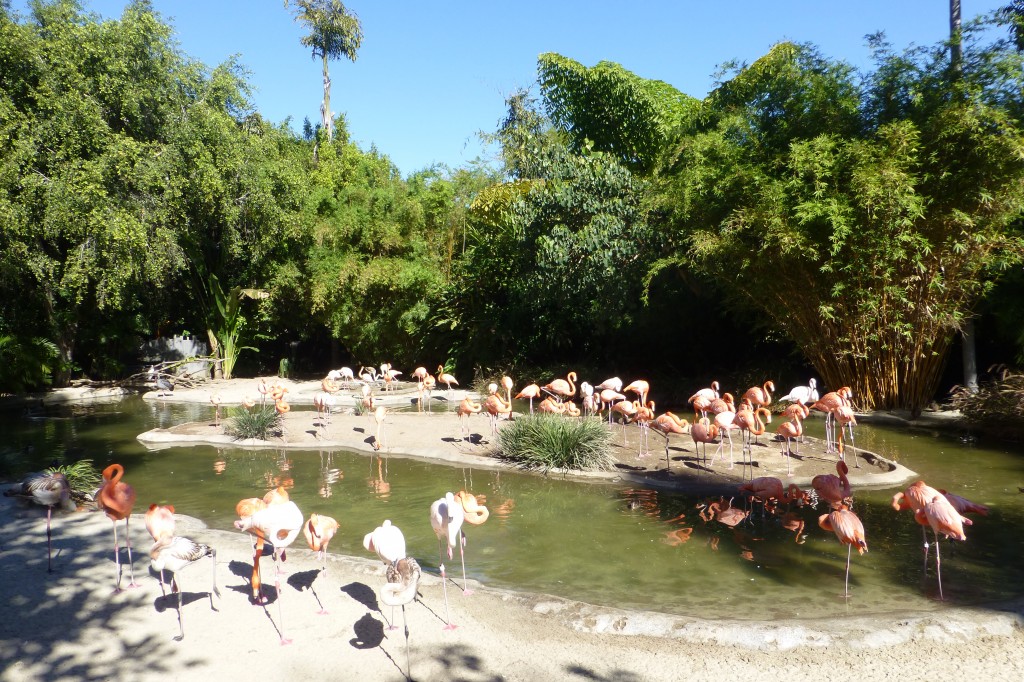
[497,414,615,472]
[226,406,281,441]
[46,459,101,504]
[949,367,1024,440]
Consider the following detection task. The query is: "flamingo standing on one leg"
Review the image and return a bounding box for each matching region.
[501,375,514,406]
[454,490,488,594]
[436,365,459,404]
[149,534,219,641]
[650,412,689,470]
[97,464,139,592]
[303,512,339,614]
[913,494,971,601]
[514,384,541,414]
[5,470,76,573]
[818,504,867,598]
[457,397,482,440]
[430,492,466,630]
[381,556,422,679]
[209,393,223,427]
[373,405,387,451]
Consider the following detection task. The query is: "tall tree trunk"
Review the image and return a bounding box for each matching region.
[321,53,333,139]
[962,317,979,393]
[950,0,963,73]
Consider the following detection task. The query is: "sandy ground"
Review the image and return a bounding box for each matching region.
[2,377,1023,681]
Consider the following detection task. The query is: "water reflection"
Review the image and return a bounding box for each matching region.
[2,397,1023,620]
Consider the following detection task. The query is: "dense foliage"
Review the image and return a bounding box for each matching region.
[1,0,1023,422]
[655,33,1024,414]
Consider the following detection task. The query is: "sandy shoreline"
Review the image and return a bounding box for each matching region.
[2,378,1023,680]
[2,497,1023,681]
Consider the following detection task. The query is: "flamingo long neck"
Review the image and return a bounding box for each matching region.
[104,464,124,485]
[752,409,767,436]
[762,381,772,402]
[566,372,576,395]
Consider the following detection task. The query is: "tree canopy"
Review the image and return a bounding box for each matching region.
[655,32,1024,413]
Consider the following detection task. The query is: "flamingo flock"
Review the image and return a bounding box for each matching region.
[4,366,996,659]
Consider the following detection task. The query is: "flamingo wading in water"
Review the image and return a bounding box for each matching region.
[818,504,867,598]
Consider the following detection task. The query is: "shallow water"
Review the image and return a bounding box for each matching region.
[3,397,1023,619]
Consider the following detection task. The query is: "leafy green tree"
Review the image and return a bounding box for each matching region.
[0,0,187,384]
[285,0,363,141]
[537,53,698,175]
[0,1,307,385]
[270,129,448,366]
[437,91,656,369]
[656,32,1024,414]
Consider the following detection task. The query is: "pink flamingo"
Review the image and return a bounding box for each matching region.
[818,504,867,598]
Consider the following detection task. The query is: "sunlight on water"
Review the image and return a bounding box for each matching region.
[2,397,1023,619]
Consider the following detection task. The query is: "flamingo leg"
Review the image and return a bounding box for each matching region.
[111,521,123,592]
[209,550,221,605]
[439,561,456,630]
[402,604,412,679]
[173,577,185,641]
[922,526,930,572]
[45,506,54,573]
[459,530,471,595]
[844,543,852,598]
[124,517,139,588]
[251,537,267,604]
[934,531,944,601]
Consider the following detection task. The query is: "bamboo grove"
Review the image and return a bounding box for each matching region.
[2,1,1023,415]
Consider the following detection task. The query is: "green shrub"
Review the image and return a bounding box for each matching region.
[497,414,614,472]
[226,406,281,440]
[45,459,101,504]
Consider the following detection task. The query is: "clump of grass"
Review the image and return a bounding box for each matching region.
[497,414,614,472]
[226,406,281,440]
[45,459,101,503]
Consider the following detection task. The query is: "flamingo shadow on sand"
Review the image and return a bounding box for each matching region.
[288,569,328,614]
[153,590,210,613]
[287,568,321,592]
[227,558,280,602]
[340,581,380,611]
[349,611,386,650]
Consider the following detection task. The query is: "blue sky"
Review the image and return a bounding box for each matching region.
[15,1,1009,176]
